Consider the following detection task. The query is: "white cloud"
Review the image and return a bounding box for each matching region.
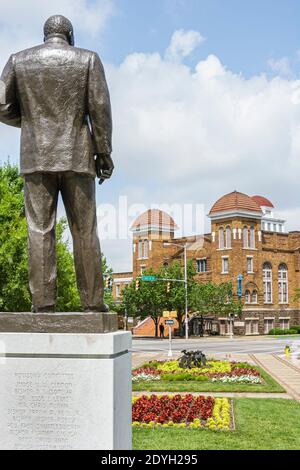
[165,29,205,62]
[104,31,300,271]
[2,22,300,271]
[109,45,300,190]
[268,57,292,77]
[0,0,116,168]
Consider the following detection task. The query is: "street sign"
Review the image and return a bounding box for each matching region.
[165,320,175,326]
[142,275,157,282]
[163,311,177,319]
[237,274,243,298]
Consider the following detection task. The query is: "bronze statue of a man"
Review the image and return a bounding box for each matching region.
[0,15,114,313]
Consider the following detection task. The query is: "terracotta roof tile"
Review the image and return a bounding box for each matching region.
[209,191,262,215]
[251,195,274,208]
[131,209,177,229]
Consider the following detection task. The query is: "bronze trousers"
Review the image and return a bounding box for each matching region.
[24,172,104,311]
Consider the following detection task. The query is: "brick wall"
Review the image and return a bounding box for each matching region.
[114,213,300,336]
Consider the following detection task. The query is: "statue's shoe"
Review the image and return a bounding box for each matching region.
[31,305,55,313]
[84,304,109,313]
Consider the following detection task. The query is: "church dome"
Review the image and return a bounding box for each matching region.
[209,191,262,216]
[251,195,274,209]
[131,209,178,232]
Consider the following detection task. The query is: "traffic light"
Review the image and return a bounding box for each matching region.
[167,282,171,293]
[105,277,112,289]
[136,279,141,291]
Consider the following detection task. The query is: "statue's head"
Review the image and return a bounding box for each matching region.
[44,15,75,46]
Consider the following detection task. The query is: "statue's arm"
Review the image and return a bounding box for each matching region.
[0,55,21,129]
[87,52,112,156]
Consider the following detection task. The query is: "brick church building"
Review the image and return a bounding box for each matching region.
[112,191,300,336]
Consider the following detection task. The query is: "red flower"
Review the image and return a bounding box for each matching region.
[132,395,215,425]
[132,367,161,377]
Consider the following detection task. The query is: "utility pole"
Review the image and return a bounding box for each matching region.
[164,242,189,340]
[183,244,189,340]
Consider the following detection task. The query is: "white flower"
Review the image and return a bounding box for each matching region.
[211,375,262,384]
[132,373,161,382]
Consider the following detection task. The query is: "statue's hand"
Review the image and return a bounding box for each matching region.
[95,154,114,185]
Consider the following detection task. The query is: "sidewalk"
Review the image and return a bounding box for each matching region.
[133,335,273,341]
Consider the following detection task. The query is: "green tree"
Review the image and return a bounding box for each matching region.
[122,270,167,337]
[0,163,112,312]
[120,262,197,337]
[102,256,115,310]
[190,281,243,318]
[0,163,30,311]
[162,261,196,330]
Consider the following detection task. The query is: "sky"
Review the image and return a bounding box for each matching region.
[1,0,300,272]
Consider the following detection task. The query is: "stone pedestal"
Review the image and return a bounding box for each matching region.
[0,329,132,450]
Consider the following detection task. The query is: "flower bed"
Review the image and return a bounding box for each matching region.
[132,394,231,430]
[133,360,262,385]
[132,367,161,382]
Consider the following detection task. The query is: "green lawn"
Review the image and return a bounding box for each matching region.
[133,399,300,450]
[132,367,285,393]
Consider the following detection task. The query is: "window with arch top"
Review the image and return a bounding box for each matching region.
[245,290,251,304]
[219,228,225,249]
[278,263,288,304]
[243,227,249,248]
[252,290,258,304]
[219,227,231,249]
[143,240,149,259]
[263,262,273,304]
[250,227,255,249]
[226,226,232,249]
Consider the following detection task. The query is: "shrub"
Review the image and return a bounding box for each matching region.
[161,373,195,382]
[269,328,298,336]
[291,326,300,334]
[231,362,256,370]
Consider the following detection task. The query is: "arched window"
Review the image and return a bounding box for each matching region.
[143,240,149,259]
[252,290,258,304]
[243,227,249,248]
[219,228,225,249]
[226,226,232,249]
[245,290,251,304]
[278,264,288,304]
[263,262,273,304]
[250,227,255,249]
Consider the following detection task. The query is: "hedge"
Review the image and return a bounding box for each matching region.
[268,328,298,336]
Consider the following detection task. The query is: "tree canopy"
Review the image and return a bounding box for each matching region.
[119,262,242,337]
[190,282,243,318]
[0,163,111,312]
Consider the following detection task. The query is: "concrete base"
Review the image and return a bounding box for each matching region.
[0,312,118,334]
[0,331,132,450]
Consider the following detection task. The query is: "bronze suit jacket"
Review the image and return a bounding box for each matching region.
[0,36,112,177]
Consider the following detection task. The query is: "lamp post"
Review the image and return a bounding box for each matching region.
[164,242,189,340]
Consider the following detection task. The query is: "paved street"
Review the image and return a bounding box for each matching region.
[132,336,300,356]
[132,337,300,402]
